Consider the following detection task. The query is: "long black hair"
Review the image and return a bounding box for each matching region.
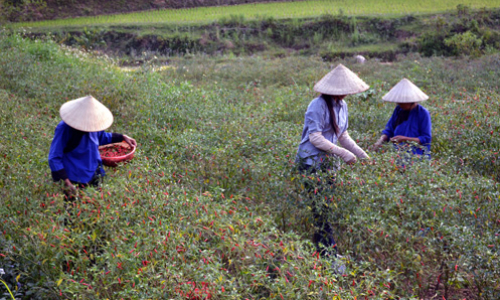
[322,94,341,136]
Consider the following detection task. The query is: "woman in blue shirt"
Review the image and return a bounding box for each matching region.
[296,64,370,168]
[373,78,432,155]
[48,95,136,194]
[296,64,370,258]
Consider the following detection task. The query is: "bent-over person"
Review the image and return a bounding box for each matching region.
[372,78,432,156]
[48,95,136,197]
[296,64,370,259]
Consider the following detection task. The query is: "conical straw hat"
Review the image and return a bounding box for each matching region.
[313,64,369,95]
[60,95,113,132]
[382,78,429,103]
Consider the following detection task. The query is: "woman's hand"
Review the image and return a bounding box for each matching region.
[123,135,137,147]
[346,156,357,165]
[369,141,383,151]
[390,135,407,143]
[390,136,420,144]
[335,148,357,165]
[64,178,76,196]
[360,157,376,166]
[370,135,388,151]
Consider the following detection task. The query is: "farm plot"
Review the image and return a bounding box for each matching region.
[0,33,499,299]
[12,0,500,29]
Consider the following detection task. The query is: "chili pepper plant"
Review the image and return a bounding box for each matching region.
[0,33,498,299]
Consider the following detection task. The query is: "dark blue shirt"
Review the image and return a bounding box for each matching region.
[382,105,432,155]
[48,121,122,184]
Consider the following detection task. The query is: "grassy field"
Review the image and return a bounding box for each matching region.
[0,32,499,299]
[11,0,500,29]
[12,4,500,66]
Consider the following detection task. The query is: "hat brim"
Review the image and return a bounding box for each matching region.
[60,95,114,132]
[382,78,429,103]
[313,64,370,95]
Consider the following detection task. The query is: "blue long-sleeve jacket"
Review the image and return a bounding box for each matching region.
[48,121,122,184]
[382,105,432,155]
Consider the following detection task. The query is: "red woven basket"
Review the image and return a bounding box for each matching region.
[99,141,136,167]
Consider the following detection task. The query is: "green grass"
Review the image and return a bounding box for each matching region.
[0,33,499,299]
[11,0,500,29]
[320,42,400,60]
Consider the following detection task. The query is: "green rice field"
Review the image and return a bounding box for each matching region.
[12,0,500,28]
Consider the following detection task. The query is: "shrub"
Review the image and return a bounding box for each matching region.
[0,33,499,299]
[480,27,500,48]
[444,31,483,57]
[417,31,453,57]
[0,0,48,22]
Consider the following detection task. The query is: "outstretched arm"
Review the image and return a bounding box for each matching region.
[48,124,69,182]
[98,131,137,148]
[373,134,389,148]
[123,135,137,147]
[309,132,357,164]
[338,131,369,159]
[48,123,76,193]
[390,136,420,143]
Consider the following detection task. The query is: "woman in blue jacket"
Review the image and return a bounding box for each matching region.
[48,95,136,194]
[373,78,432,156]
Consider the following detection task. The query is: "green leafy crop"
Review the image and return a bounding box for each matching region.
[0,32,499,299]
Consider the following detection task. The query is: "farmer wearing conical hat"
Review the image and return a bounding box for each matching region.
[48,95,136,194]
[296,64,370,258]
[372,78,432,156]
[296,64,370,168]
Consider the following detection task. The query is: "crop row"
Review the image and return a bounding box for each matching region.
[0,33,498,298]
[11,0,500,29]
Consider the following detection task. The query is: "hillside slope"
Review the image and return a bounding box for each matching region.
[19,7,500,63]
[1,0,297,21]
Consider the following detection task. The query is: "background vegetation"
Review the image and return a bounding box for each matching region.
[0,0,499,299]
[5,0,500,26]
[0,0,297,22]
[0,30,499,299]
[5,6,500,63]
